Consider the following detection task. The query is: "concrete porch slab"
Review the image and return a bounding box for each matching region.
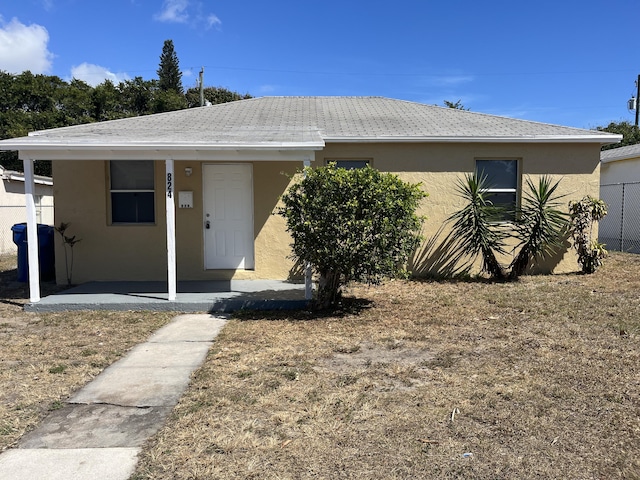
[24,280,309,313]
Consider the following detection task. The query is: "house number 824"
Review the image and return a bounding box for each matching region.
[167,173,173,198]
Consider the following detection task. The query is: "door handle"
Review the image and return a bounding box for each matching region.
[205,220,210,229]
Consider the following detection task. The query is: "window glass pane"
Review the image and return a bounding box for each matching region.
[485,191,516,208]
[111,192,155,223]
[333,160,369,170]
[110,161,154,190]
[485,192,516,221]
[476,160,517,189]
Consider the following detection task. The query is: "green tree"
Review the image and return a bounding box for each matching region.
[59,78,94,124]
[157,39,183,94]
[91,80,125,121]
[152,89,187,113]
[185,86,252,108]
[279,164,426,309]
[120,77,156,116]
[597,120,640,150]
[0,71,76,176]
[443,99,469,110]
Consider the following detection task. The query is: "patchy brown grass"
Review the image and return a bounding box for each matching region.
[134,252,640,480]
[0,253,174,450]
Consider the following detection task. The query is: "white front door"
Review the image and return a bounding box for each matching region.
[203,164,254,269]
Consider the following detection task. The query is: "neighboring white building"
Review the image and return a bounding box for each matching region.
[0,165,54,254]
[600,145,640,253]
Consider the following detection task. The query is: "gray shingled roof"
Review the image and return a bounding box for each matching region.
[600,143,640,163]
[0,96,621,151]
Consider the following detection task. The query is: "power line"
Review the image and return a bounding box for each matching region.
[112,64,639,79]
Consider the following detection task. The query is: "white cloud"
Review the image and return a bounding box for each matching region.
[70,63,129,87]
[154,0,190,23]
[0,17,53,74]
[154,1,221,29]
[425,75,475,88]
[206,14,221,29]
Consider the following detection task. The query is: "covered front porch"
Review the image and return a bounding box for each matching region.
[3,123,325,307]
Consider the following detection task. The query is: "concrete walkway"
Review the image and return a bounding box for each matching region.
[0,313,227,480]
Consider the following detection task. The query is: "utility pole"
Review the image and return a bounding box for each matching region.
[199,67,204,107]
[636,74,639,127]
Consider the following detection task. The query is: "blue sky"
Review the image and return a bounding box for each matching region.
[0,0,638,129]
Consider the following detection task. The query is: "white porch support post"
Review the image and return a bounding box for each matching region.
[303,157,313,301]
[165,159,177,301]
[23,157,41,303]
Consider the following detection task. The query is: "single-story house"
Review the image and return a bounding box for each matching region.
[0,96,621,303]
[599,144,640,252]
[0,165,53,254]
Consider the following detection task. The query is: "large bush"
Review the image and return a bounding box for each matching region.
[279,164,426,309]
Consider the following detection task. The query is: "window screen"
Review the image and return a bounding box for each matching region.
[110,161,155,224]
[476,159,518,219]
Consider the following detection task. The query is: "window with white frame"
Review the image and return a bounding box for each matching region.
[475,159,518,218]
[110,160,155,224]
[328,159,371,170]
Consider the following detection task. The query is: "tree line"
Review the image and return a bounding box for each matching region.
[0,40,251,176]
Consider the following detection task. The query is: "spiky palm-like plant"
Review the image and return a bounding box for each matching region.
[448,172,508,280]
[509,176,568,279]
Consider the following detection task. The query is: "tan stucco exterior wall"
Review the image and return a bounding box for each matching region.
[53,160,301,284]
[52,142,601,284]
[318,142,601,275]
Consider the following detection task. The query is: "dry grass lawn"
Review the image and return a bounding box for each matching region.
[133,252,640,480]
[1,252,639,479]
[0,253,174,451]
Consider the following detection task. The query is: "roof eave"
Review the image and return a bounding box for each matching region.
[601,153,639,164]
[1,171,53,185]
[324,135,623,144]
[1,142,325,162]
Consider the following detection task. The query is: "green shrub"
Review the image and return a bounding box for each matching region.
[569,196,608,274]
[279,164,426,309]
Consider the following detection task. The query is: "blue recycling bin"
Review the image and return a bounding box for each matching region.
[11,223,55,282]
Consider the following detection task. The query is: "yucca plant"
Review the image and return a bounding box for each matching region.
[509,176,568,279]
[448,172,508,280]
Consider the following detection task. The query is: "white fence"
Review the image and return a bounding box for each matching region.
[0,205,55,254]
[599,182,640,253]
